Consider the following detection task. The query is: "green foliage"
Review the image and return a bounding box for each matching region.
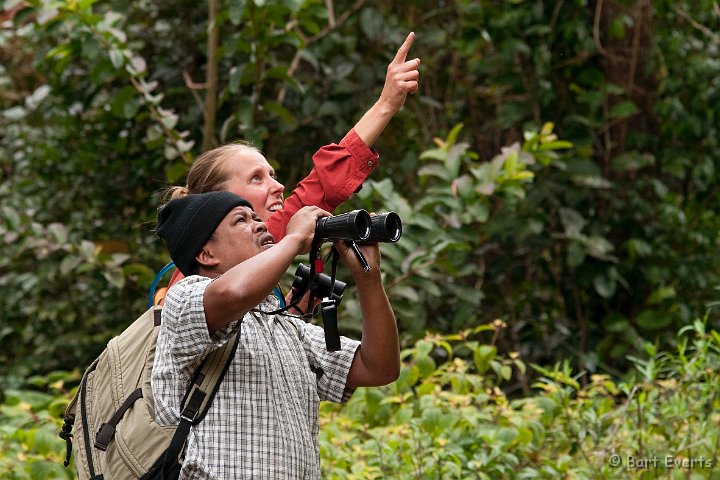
[3,1,720,477]
[3,0,720,387]
[319,318,720,479]
[0,371,76,480]
[339,123,569,344]
[1,320,718,478]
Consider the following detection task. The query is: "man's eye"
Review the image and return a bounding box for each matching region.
[236,217,245,223]
[251,175,261,183]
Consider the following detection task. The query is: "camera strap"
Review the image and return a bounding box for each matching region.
[250,245,343,352]
[250,244,327,313]
[321,247,341,351]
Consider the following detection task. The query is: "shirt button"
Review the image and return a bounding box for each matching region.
[367,160,374,168]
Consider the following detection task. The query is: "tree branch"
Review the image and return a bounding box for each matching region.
[593,0,632,64]
[276,0,367,103]
[183,69,207,117]
[202,0,220,151]
[674,5,720,45]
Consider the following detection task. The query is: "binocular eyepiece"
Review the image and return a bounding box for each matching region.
[314,210,402,243]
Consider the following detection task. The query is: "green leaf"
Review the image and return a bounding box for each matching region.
[496,427,518,445]
[418,164,449,182]
[392,285,419,302]
[359,7,384,41]
[3,206,21,229]
[102,269,125,289]
[612,151,654,172]
[415,354,436,378]
[415,340,433,357]
[593,272,616,299]
[228,65,246,94]
[30,429,55,455]
[108,48,125,69]
[110,86,139,119]
[608,100,639,120]
[28,460,69,480]
[3,106,27,120]
[419,148,448,162]
[264,101,296,127]
[4,390,54,411]
[473,345,496,373]
[559,208,586,236]
[646,286,676,305]
[228,0,246,25]
[635,309,673,330]
[537,140,573,151]
[445,123,465,148]
[165,161,188,183]
[584,235,615,260]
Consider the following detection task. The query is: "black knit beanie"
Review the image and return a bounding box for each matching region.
[156,192,253,276]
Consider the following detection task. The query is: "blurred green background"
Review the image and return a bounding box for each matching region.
[1,0,719,478]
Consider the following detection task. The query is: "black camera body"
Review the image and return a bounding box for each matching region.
[290,263,346,306]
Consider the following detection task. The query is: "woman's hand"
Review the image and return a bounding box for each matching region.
[377,32,421,114]
[352,32,421,146]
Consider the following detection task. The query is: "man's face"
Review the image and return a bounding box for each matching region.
[221,150,285,223]
[200,206,275,274]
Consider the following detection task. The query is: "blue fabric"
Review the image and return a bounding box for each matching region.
[148,262,176,308]
[273,286,286,307]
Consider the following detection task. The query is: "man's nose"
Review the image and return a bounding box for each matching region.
[253,220,268,233]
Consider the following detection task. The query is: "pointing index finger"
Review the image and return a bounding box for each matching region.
[391,32,415,65]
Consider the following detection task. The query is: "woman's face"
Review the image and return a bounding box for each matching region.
[221,148,285,222]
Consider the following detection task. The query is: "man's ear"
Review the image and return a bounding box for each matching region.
[196,246,220,269]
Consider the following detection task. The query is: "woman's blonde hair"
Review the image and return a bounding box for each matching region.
[162,141,261,202]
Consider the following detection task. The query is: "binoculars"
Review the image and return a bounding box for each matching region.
[290,264,346,306]
[314,210,402,243]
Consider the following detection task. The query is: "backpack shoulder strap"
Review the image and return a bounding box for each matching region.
[161,328,241,475]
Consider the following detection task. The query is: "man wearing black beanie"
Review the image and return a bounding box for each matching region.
[153,192,399,480]
[156,191,254,276]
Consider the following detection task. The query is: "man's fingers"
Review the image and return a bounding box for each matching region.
[302,205,330,218]
[391,32,415,65]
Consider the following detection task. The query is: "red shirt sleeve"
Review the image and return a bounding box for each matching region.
[164,268,185,294]
[266,128,379,241]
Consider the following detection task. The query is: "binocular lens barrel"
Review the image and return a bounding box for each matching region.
[366,211,402,243]
[315,209,371,242]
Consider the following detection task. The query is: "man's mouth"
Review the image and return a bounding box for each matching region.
[267,202,283,213]
[260,234,275,247]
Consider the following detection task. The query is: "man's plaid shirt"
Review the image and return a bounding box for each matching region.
[151,276,360,479]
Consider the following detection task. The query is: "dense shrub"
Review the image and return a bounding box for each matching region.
[2,317,718,479]
[318,316,720,479]
[2,0,720,418]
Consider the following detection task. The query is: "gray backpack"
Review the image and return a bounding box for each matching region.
[59,306,238,479]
